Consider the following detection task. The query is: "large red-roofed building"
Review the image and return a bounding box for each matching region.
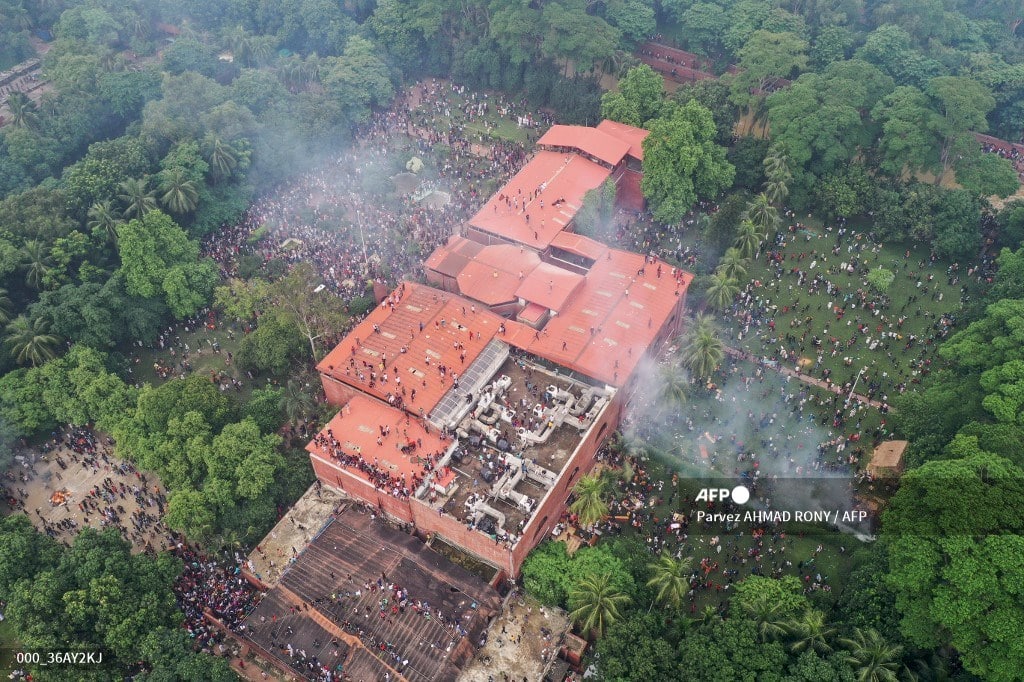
[309,120,691,577]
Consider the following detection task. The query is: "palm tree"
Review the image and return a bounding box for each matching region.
[840,627,903,682]
[7,4,31,30]
[680,322,725,380]
[717,247,749,282]
[705,272,740,312]
[646,552,693,610]
[5,316,60,367]
[734,218,764,260]
[787,608,836,654]
[118,177,157,219]
[0,288,13,326]
[5,92,39,129]
[159,168,200,215]
[745,193,780,236]
[568,573,632,639]
[280,378,315,425]
[87,201,123,244]
[764,176,790,206]
[569,473,609,528]
[660,363,689,409]
[738,595,790,642]
[763,146,792,186]
[699,605,721,625]
[225,26,252,65]
[206,138,238,181]
[20,240,51,290]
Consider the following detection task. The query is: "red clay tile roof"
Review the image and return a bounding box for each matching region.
[306,395,455,490]
[467,151,612,250]
[514,262,584,311]
[423,235,484,277]
[550,232,609,261]
[537,125,632,166]
[507,249,692,386]
[317,283,505,415]
[456,260,521,305]
[596,120,650,161]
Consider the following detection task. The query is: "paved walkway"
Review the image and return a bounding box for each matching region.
[724,346,887,409]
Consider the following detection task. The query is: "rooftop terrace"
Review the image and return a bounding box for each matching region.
[423,354,614,544]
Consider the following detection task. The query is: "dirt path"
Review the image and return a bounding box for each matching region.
[724,346,887,409]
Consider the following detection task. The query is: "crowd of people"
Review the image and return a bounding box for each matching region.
[200,80,540,310]
[172,542,262,655]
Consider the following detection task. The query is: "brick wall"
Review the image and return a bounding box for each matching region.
[310,453,415,523]
[319,373,366,407]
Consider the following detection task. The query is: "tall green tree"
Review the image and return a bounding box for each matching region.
[705,271,740,311]
[646,552,693,610]
[4,315,60,366]
[569,472,609,528]
[568,572,632,639]
[4,91,39,129]
[883,447,1024,681]
[839,628,902,682]
[600,64,664,127]
[117,177,158,219]
[680,316,725,379]
[116,210,217,319]
[158,167,200,216]
[641,100,735,224]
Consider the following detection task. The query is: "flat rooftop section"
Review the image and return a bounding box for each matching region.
[423,235,486,278]
[514,262,584,311]
[537,124,631,167]
[596,119,650,161]
[307,396,455,494]
[427,355,609,538]
[467,150,611,251]
[242,507,502,682]
[318,283,506,415]
[504,249,692,386]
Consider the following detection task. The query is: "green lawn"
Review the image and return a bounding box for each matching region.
[127,321,252,397]
[723,223,977,393]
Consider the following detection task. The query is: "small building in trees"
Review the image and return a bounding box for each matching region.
[868,440,908,478]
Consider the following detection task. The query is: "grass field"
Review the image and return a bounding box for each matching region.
[723,223,979,392]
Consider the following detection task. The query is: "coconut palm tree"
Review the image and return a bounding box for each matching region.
[0,288,13,327]
[660,363,690,409]
[568,573,632,639]
[118,177,157,219]
[280,378,315,425]
[646,552,693,610]
[680,322,725,380]
[20,240,51,290]
[717,247,749,282]
[5,316,60,366]
[699,604,721,625]
[7,4,31,30]
[5,92,39,129]
[739,595,790,642]
[705,272,740,312]
[745,192,780,236]
[763,146,792,188]
[569,473,609,528]
[764,176,790,206]
[87,201,123,244]
[734,218,764,260]
[787,608,836,654]
[159,168,200,215]
[206,138,238,181]
[225,26,252,65]
[840,627,903,682]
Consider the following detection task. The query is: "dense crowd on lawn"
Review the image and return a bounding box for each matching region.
[201,81,539,303]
